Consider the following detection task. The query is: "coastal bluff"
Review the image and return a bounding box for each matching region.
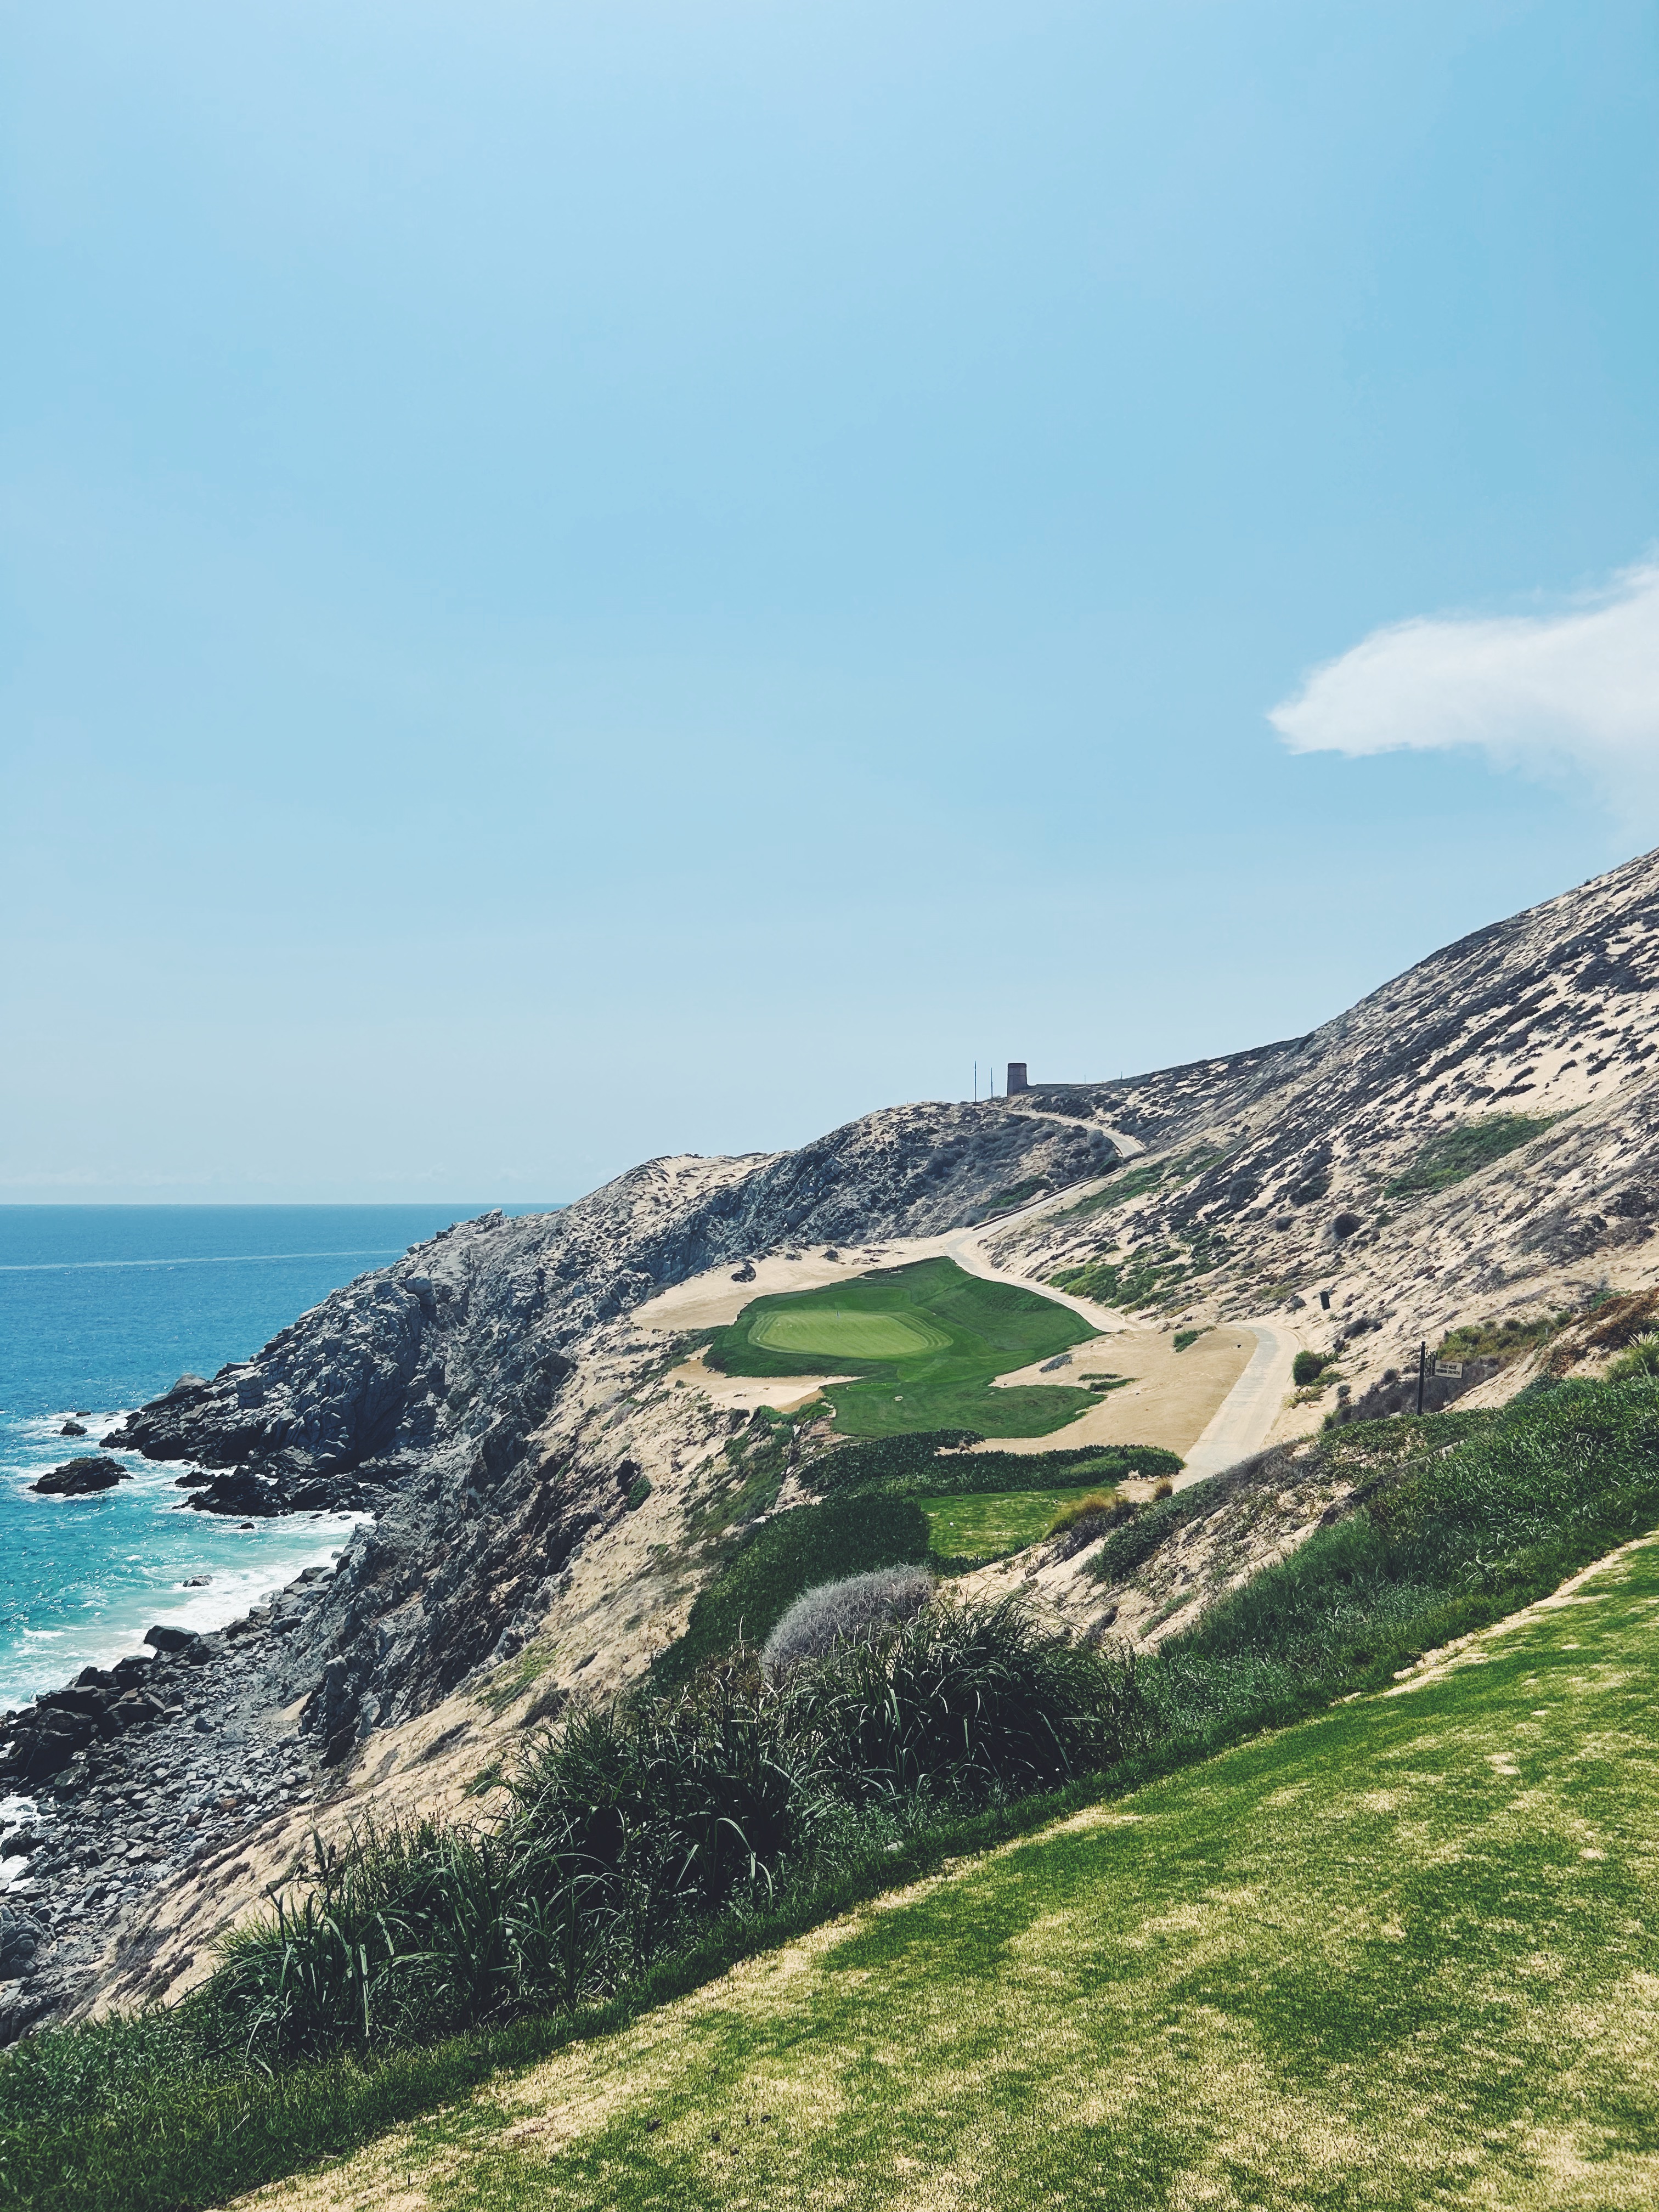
[11,843,1659,2040]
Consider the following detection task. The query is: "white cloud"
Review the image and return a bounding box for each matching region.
[1268,562,1659,812]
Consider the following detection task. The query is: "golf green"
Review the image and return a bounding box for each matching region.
[746,1307,952,1359]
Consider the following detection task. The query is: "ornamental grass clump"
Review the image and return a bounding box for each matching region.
[785,1598,1147,1808]
[761,1566,933,1674]
[199,1596,1137,2070]
[1606,1332,1659,1383]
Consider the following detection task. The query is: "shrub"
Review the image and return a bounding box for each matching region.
[654,1496,931,1685]
[808,1431,984,1496]
[763,1567,933,1673]
[868,1442,1183,1500]
[786,1598,1147,1806]
[1047,1489,1119,1537]
[1152,1477,1173,1499]
[1047,1490,1137,1561]
[194,1598,1140,2072]
[1606,1333,1659,1383]
[1291,1350,1328,1387]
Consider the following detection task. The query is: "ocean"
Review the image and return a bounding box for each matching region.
[0,1205,552,1715]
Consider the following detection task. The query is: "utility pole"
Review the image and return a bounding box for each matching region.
[1415,1339,1426,1417]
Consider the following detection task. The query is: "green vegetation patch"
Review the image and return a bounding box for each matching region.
[1436,1310,1568,1363]
[1291,1348,1329,1387]
[708,1258,1100,1440]
[1051,1143,1228,1224]
[652,1495,931,1685]
[345,1536,1659,2212]
[809,1436,1182,1500]
[1386,1111,1561,1198]
[919,1487,1105,1562]
[1049,1224,1231,1312]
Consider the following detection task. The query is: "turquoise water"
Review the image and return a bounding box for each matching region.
[0,1205,551,1709]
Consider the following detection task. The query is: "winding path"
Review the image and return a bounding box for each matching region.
[939,1176,1299,1488]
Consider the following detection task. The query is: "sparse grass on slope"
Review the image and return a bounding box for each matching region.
[262,1536,1659,2211]
[1385,1110,1561,1197]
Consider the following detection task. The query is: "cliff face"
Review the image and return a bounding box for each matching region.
[94,1104,1117,1751]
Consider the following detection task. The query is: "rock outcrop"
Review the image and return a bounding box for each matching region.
[29,1459,129,1497]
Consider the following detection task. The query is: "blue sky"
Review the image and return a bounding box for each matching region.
[4,1,1657,1203]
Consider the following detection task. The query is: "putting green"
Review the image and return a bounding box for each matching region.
[746,1307,953,1360]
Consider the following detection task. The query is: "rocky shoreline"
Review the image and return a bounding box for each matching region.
[0,1564,341,2042]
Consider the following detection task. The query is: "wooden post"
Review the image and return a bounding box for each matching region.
[1415,1339,1426,1416]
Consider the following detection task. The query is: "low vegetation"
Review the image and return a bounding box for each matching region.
[1048,1225,1231,1312]
[653,1495,930,1687]
[706,1258,1101,1438]
[15,1373,1659,2210]
[919,1486,1108,1562]
[1384,1110,1560,1197]
[309,1536,1659,2210]
[666,1439,1189,1673]
[1291,1347,1329,1386]
[1436,1310,1567,1362]
[810,1434,1181,1500]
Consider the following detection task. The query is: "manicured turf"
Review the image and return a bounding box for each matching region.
[921,1486,1098,1560]
[707,1257,1099,1439]
[746,1308,951,1359]
[278,1537,1659,2210]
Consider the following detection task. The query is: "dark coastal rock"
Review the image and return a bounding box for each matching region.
[143,1626,199,1657]
[30,1458,129,1497]
[58,1421,87,1437]
[182,1470,284,1517]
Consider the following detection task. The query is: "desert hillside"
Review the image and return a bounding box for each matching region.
[11,845,1659,2044]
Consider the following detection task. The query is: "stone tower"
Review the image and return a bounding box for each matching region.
[1006,1062,1029,1093]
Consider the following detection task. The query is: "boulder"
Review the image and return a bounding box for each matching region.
[184,1470,281,1517]
[111,1691,165,1728]
[29,1459,130,1497]
[58,1421,87,1438]
[35,1686,109,1722]
[143,1625,199,1657]
[0,1905,41,1978]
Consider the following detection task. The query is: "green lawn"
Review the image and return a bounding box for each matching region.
[921,1486,1098,1560]
[706,1257,1100,1439]
[298,1537,1659,2211]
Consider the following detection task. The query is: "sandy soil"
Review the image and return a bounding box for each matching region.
[972,1325,1255,1458]
[631,1245,927,1333]
[663,1351,850,1415]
